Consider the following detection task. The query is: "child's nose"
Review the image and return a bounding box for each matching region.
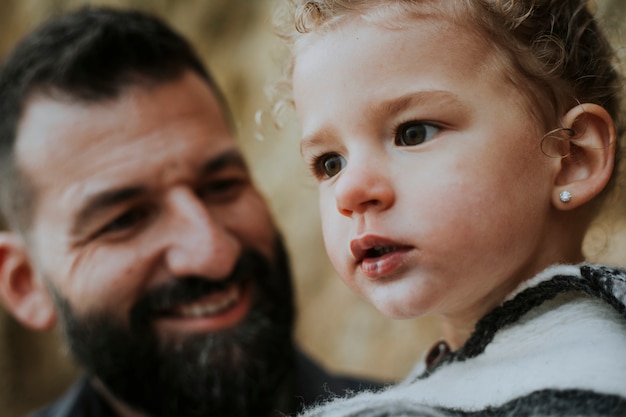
[334,162,395,217]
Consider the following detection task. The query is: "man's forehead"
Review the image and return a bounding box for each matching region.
[13,72,241,216]
[16,94,122,162]
[17,74,228,162]
[65,147,247,200]
[16,73,234,179]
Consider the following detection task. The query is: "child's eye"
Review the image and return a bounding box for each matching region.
[395,122,440,146]
[312,153,346,179]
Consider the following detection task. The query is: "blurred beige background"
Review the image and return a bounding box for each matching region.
[0,1,624,416]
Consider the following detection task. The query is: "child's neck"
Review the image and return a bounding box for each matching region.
[441,253,587,351]
[441,320,475,351]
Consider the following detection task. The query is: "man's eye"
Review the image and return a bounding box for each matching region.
[100,207,151,236]
[395,122,440,146]
[313,153,346,179]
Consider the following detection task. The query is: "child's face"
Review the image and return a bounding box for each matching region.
[293,15,563,326]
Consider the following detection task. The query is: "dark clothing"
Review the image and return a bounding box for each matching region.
[28,351,381,417]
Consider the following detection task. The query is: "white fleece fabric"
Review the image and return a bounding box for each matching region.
[298,264,626,417]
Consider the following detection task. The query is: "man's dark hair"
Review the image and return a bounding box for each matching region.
[0,6,227,232]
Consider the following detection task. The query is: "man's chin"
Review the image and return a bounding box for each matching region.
[49,241,297,417]
[62,304,294,417]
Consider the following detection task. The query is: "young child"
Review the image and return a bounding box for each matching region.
[280,0,626,415]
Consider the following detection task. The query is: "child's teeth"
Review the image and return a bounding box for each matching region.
[370,246,396,257]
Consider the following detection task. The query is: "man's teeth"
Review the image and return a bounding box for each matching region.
[175,286,240,318]
[368,246,397,257]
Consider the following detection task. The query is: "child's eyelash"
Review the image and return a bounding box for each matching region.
[307,152,330,179]
[305,120,443,181]
[391,119,441,135]
[392,119,443,146]
[307,151,346,180]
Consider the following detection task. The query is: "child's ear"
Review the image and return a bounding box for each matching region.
[0,232,56,330]
[552,103,616,210]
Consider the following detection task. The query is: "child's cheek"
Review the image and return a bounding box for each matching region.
[320,202,351,271]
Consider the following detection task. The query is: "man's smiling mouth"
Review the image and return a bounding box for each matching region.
[151,281,253,334]
[171,285,241,318]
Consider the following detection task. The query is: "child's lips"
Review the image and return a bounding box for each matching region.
[350,234,413,278]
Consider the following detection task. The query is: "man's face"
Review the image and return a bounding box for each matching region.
[15,72,295,416]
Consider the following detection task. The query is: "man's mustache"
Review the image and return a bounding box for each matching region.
[129,251,268,331]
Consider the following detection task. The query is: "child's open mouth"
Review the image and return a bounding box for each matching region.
[351,236,413,278]
[365,246,400,259]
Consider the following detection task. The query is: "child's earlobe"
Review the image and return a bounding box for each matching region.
[552,103,616,210]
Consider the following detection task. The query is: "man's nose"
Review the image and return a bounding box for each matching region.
[163,188,240,279]
[334,159,395,217]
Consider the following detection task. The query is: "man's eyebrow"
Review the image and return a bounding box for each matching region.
[70,149,249,235]
[71,186,147,235]
[200,149,249,175]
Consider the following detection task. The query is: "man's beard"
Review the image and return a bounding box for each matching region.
[49,238,296,417]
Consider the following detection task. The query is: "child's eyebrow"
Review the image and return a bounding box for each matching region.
[300,90,469,154]
[300,125,335,155]
[375,90,469,116]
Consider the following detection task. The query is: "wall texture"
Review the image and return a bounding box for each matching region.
[0,1,624,416]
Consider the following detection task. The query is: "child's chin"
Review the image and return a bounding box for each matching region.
[373,299,421,320]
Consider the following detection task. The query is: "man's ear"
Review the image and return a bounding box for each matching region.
[552,103,616,210]
[0,232,56,330]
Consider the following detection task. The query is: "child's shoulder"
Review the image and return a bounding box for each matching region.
[394,263,626,413]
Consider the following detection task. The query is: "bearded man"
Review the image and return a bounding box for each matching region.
[0,7,377,417]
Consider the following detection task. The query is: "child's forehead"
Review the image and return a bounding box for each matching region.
[294,16,506,103]
[292,3,529,99]
[309,1,466,28]
[296,4,489,60]
[294,2,480,50]
[292,4,545,134]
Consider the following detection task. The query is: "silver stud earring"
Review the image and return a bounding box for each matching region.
[559,190,572,203]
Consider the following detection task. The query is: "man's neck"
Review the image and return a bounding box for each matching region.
[90,374,295,417]
[91,377,146,417]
